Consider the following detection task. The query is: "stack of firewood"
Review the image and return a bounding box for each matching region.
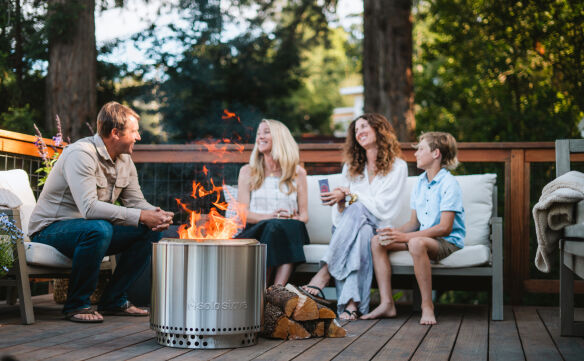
[261,284,346,340]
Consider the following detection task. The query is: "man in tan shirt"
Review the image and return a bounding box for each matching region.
[29,102,173,323]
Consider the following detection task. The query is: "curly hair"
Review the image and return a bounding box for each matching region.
[343,113,402,179]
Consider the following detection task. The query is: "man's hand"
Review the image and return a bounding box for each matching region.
[140,208,174,231]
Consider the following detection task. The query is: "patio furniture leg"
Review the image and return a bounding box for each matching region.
[491,217,504,321]
[560,240,574,336]
[15,237,34,324]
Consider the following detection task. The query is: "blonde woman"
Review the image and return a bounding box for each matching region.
[236,119,309,286]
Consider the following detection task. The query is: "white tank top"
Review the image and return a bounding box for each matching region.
[249,176,298,215]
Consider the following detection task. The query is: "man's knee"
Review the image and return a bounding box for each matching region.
[84,220,114,249]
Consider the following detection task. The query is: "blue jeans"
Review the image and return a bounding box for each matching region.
[31,218,161,314]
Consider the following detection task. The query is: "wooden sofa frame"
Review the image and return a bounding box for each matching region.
[295,185,504,321]
[555,139,584,336]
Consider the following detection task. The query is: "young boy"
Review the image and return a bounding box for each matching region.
[361,132,465,325]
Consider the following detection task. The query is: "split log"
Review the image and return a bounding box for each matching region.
[261,303,289,339]
[317,303,336,319]
[300,320,325,337]
[266,285,299,317]
[287,319,311,340]
[284,284,319,321]
[325,319,346,338]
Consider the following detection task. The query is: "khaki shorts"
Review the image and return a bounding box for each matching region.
[433,237,461,261]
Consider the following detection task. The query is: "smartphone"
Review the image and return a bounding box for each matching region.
[318,179,330,193]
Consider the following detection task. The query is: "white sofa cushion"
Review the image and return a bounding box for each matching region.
[0,169,37,236]
[388,245,491,268]
[25,242,111,268]
[305,174,345,244]
[25,241,73,268]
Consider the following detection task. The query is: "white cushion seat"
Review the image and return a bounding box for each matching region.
[24,241,110,268]
[389,245,491,268]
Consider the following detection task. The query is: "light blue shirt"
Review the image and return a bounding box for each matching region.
[410,168,465,248]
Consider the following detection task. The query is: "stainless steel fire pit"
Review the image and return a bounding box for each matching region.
[150,238,266,349]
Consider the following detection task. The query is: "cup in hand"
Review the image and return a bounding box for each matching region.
[376,221,393,246]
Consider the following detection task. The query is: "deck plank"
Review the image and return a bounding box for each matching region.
[127,343,193,361]
[514,306,562,361]
[88,338,162,361]
[489,306,524,361]
[0,318,141,356]
[170,348,232,361]
[410,308,462,361]
[334,314,409,360]
[41,328,154,361]
[371,313,428,361]
[537,307,584,361]
[209,336,285,361]
[290,319,377,361]
[450,305,488,361]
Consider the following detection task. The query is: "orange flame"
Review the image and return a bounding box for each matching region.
[176,180,247,240]
[222,109,241,122]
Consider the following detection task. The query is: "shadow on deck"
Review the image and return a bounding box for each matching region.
[1,295,583,361]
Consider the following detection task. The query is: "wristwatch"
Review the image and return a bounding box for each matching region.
[344,192,358,206]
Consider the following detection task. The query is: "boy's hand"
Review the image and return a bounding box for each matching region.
[376,227,409,246]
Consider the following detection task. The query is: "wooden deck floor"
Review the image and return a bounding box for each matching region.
[1,295,583,361]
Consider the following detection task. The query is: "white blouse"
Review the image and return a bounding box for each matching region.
[332,158,408,227]
[249,176,298,215]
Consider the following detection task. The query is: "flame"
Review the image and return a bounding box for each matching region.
[176,179,247,240]
[222,109,241,122]
[178,109,248,240]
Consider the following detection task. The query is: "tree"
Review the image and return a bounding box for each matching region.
[45,0,96,140]
[363,0,415,141]
[413,0,584,141]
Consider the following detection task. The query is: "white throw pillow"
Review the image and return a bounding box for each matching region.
[306,174,344,244]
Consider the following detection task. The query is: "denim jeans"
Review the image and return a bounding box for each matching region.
[31,218,161,314]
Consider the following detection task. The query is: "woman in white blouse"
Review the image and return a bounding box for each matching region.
[236,119,309,286]
[303,113,408,319]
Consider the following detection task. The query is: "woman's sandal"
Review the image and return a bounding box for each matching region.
[339,309,362,320]
[298,285,336,307]
[100,301,149,317]
[65,308,103,323]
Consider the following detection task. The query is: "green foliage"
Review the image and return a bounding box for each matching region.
[413,0,584,141]
[0,104,38,134]
[45,0,85,43]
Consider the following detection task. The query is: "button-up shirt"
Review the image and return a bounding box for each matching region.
[410,168,465,248]
[28,134,155,236]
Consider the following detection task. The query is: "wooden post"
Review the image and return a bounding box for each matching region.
[509,149,527,304]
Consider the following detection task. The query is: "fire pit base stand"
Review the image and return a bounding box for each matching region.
[150,239,266,349]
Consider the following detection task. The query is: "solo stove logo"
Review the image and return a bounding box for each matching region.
[187,299,248,311]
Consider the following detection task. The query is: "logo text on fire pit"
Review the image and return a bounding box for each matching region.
[187,299,248,311]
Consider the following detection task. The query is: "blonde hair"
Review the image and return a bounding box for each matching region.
[249,119,300,194]
[417,131,459,170]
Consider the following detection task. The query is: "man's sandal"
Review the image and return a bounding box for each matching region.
[65,308,103,323]
[100,301,149,317]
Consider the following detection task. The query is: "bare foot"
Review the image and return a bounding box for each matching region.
[361,301,397,319]
[302,267,330,296]
[420,305,436,325]
[125,305,148,316]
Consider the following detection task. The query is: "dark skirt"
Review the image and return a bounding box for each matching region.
[237,219,310,268]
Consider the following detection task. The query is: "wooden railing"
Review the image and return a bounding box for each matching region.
[2,129,584,304]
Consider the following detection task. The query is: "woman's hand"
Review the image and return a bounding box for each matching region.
[321,187,347,206]
[271,208,293,219]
